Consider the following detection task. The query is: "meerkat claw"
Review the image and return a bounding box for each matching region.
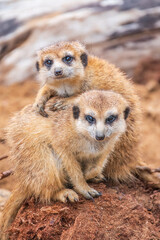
[34,103,48,117]
[136,166,160,174]
[85,193,94,201]
[102,177,107,182]
[39,106,48,118]
[74,197,79,202]
[89,175,107,183]
[136,166,152,173]
[78,187,99,200]
[50,101,66,112]
[152,168,160,173]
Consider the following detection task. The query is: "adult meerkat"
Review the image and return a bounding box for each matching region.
[34,41,160,187]
[1,90,129,239]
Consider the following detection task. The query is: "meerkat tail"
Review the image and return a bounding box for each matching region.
[0,188,28,240]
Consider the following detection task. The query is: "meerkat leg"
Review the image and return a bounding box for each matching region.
[61,153,101,200]
[34,85,55,117]
[84,155,108,183]
[105,149,160,188]
[38,145,79,202]
[103,133,139,183]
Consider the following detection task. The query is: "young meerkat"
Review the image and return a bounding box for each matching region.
[34,41,88,117]
[1,90,129,239]
[35,41,160,187]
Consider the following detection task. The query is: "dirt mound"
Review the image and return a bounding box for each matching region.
[8,181,160,240]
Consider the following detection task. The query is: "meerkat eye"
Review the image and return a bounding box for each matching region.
[62,55,74,64]
[105,115,118,124]
[44,59,53,68]
[85,115,96,124]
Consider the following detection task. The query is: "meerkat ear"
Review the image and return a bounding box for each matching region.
[36,61,40,71]
[73,106,80,119]
[124,107,130,119]
[80,53,88,67]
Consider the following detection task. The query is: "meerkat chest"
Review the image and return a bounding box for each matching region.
[54,84,76,97]
[75,139,104,160]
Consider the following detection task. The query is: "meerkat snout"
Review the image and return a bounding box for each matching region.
[95,120,106,141]
[96,134,105,141]
[54,68,63,77]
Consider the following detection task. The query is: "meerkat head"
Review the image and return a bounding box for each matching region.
[36,41,87,87]
[72,90,130,142]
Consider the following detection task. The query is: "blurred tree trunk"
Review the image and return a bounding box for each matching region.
[0,0,160,84]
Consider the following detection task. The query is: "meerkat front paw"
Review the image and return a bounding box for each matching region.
[53,189,79,203]
[136,165,160,188]
[85,169,106,183]
[33,103,49,118]
[89,174,107,183]
[49,100,67,112]
[75,186,102,200]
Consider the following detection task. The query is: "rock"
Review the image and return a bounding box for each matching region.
[1,0,160,84]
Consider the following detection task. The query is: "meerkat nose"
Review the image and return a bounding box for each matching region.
[54,68,63,76]
[96,135,105,141]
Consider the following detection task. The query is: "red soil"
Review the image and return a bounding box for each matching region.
[9,182,160,240]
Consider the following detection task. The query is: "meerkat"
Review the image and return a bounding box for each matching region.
[34,41,160,187]
[34,41,88,117]
[1,90,130,240]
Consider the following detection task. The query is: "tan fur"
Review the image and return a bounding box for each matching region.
[35,41,160,187]
[1,90,128,239]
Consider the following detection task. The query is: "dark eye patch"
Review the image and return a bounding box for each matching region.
[105,115,118,124]
[44,59,53,69]
[80,53,88,67]
[85,115,96,124]
[73,106,80,119]
[36,61,39,71]
[62,55,74,65]
[124,107,130,119]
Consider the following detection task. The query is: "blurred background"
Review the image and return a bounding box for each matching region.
[0,0,160,204]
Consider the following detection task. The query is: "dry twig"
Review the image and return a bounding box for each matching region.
[0,169,13,180]
[0,138,6,144]
[0,155,8,161]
